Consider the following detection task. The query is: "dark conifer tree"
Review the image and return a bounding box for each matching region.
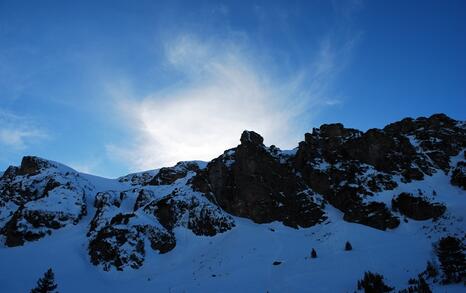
[425,261,437,278]
[311,248,317,258]
[30,268,58,293]
[436,236,466,283]
[345,241,353,251]
[417,276,432,293]
[357,271,393,293]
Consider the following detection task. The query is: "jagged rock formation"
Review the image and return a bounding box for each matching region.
[88,171,234,271]
[291,114,465,230]
[0,113,465,273]
[87,189,176,271]
[0,157,91,246]
[118,170,158,186]
[192,130,326,228]
[147,161,202,186]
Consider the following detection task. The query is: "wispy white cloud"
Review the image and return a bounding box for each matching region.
[106,32,356,172]
[0,110,48,151]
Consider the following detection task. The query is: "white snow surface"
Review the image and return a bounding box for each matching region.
[0,160,465,292]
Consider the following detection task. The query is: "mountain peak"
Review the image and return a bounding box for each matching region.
[240,130,264,145]
[17,156,54,176]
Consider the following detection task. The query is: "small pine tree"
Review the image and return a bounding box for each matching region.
[311,248,317,258]
[425,261,437,278]
[31,268,58,293]
[436,236,466,283]
[417,276,432,293]
[345,241,353,251]
[357,271,393,293]
[401,276,432,293]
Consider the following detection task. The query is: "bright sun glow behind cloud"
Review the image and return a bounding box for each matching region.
[107,34,347,172]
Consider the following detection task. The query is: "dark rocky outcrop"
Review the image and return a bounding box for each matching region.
[118,170,158,186]
[144,193,234,236]
[451,157,466,190]
[17,156,52,176]
[392,193,446,221]
[147,161,201,186]
[192,115,465,231]
[88,186,234,271]
[192,130,326,229]
[344,202,400,230]
[383,114,466,173]
[1,165,19,180]
[291,114,465,230]
[143,191,235,236]
[0,157,89,247]
[87,190,177,271]
[2,208,75,247]
[0,113,464,273]
[88,225,146,271]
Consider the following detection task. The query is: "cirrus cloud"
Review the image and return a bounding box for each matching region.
[0,110,48,151]
[106,33,354,172]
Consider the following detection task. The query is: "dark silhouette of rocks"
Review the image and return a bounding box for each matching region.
[1,113,465,271]
[87,187,234,270]
[192,130,326,228]
[451,152,466,190]
[147,161,201,186]
[392,193,446,221]
[291,114,465,230]
[0,158,88,247]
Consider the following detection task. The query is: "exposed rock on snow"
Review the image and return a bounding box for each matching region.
[118,170,159,186]
[451,155,466,190]
[0,113,465,286]
[192,130,326,228]
[88,175,234,270]
[292,114,466,230]
[392,192,446,221]
[0,157,91,246]
[146,161,203,186]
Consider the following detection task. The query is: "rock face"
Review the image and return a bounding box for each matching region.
[88,175,234,271]
[118,170,158,186]
[0,157,91,246]
[191,115,465,231]
[192,131,326,228]
[87,190,176,271]
[17,156,51,176]
[391,193,446,221]
[0,113,465,272]
[291,114,466,230]
[147,161,202,186]
[451,152,466,190]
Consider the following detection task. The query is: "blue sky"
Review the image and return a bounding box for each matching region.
[0,0,465,178]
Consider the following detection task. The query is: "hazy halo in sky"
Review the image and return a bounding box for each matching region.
[106,33,345,172]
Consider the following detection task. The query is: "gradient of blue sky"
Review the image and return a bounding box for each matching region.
[0,0,465,177]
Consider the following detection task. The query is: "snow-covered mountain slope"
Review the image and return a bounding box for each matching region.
[0,114,465,292]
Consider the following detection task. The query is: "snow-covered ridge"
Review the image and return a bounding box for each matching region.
[0,114,465,292]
